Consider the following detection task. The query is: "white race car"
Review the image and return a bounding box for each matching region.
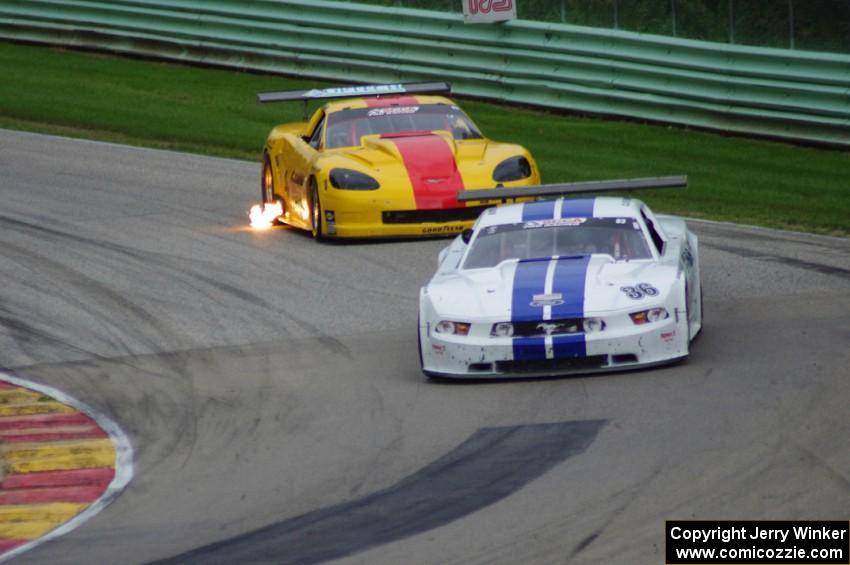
[418,176,702,379]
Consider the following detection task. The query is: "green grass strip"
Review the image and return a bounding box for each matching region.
[1,41,847,236]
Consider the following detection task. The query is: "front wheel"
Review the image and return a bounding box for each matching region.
[309,178,324,241]
[417,316,425,371]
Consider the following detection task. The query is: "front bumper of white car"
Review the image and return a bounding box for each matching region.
[419,309,689,379]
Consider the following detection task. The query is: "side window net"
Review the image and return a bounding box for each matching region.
[641,209,665,255]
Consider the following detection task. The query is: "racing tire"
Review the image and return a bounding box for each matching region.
[693,279,704,341]
[417,317,444,381]
[417,316,425,371]
[309,178,324,241]
[261,155,275,205]
[261,155,283,225]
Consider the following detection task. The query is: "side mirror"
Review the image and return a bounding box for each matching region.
[461,229,474,244]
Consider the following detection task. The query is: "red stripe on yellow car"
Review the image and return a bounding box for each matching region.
[364,95,418,107]
[387,133,465,210]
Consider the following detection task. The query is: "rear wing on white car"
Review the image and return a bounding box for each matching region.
[457,175,687,203]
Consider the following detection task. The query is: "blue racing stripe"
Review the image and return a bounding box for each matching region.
[560,198,596,218]
[511,260,550,322]
[552,334,586,358]
[550,256,591,358]
[512,337,547,361]
[521,200,557,221]
[550,256,591,320]
[510,260,549,360]
[510,256,592,362]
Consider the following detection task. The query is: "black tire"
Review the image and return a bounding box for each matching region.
[309,178,324,241]
[261,155,275,205]
[693,279,704,340]
[261,155,284,226]
[417,316,425,371]
[417,316,442,380]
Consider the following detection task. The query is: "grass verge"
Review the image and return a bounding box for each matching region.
[1,40,847,236]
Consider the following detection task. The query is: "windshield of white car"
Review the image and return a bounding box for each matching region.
[462,217,653,269]
[325,104,483,149]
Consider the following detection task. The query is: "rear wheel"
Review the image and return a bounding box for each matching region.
[261,156,275,205]
[309,178,324,241]
[693,278,704,340]
[261,155,283,225]
[417,316,425,371]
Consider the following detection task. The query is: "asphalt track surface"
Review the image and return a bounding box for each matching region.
[1,128,849,564]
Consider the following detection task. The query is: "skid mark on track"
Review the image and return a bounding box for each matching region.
[704,242,850,279]
[0,372,132,563]
[154,420,606,565]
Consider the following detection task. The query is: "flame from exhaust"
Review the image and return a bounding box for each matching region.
[249,201,283,230]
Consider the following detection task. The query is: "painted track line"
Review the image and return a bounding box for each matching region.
[0,371,133,562]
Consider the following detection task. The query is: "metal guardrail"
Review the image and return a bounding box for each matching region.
[1,0,848,146]
[342,0,850,54]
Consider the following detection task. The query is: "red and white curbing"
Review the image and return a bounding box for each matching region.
[0,371,133,562]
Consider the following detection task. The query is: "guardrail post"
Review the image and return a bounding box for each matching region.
[728,0,735,44]
[671,0,677,36]
[788,0,795,49]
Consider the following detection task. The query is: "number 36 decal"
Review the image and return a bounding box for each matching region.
[620,283,659,300]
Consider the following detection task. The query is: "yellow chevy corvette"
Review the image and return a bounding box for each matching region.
[257,82,541,239]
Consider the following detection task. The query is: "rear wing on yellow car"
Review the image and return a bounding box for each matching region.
[257,82,451,104]
[257,81,452,119]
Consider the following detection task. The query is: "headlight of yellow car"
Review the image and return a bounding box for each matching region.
[329,168,380,190]
[493,156,532,182]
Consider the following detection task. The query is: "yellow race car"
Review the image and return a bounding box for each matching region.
[257,82,541,239]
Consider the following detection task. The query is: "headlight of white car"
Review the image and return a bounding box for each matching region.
[629,308,669,325]
[582,318,606,333]
[490,322,514,337]
[435,320,471,336]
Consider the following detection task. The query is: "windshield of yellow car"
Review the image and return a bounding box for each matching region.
[324,104,483,149]
[462,217,653,269]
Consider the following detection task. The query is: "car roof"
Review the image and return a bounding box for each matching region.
[475,196,646,229]
[322,94,456,114]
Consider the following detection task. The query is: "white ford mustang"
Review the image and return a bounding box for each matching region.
[418,177,702,379]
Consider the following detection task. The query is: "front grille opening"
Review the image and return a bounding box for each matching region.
[512,319,582,337]
[468,362,493,372]
[611,354,638,364]
[495,355,606,375]
[382,205,490,224]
